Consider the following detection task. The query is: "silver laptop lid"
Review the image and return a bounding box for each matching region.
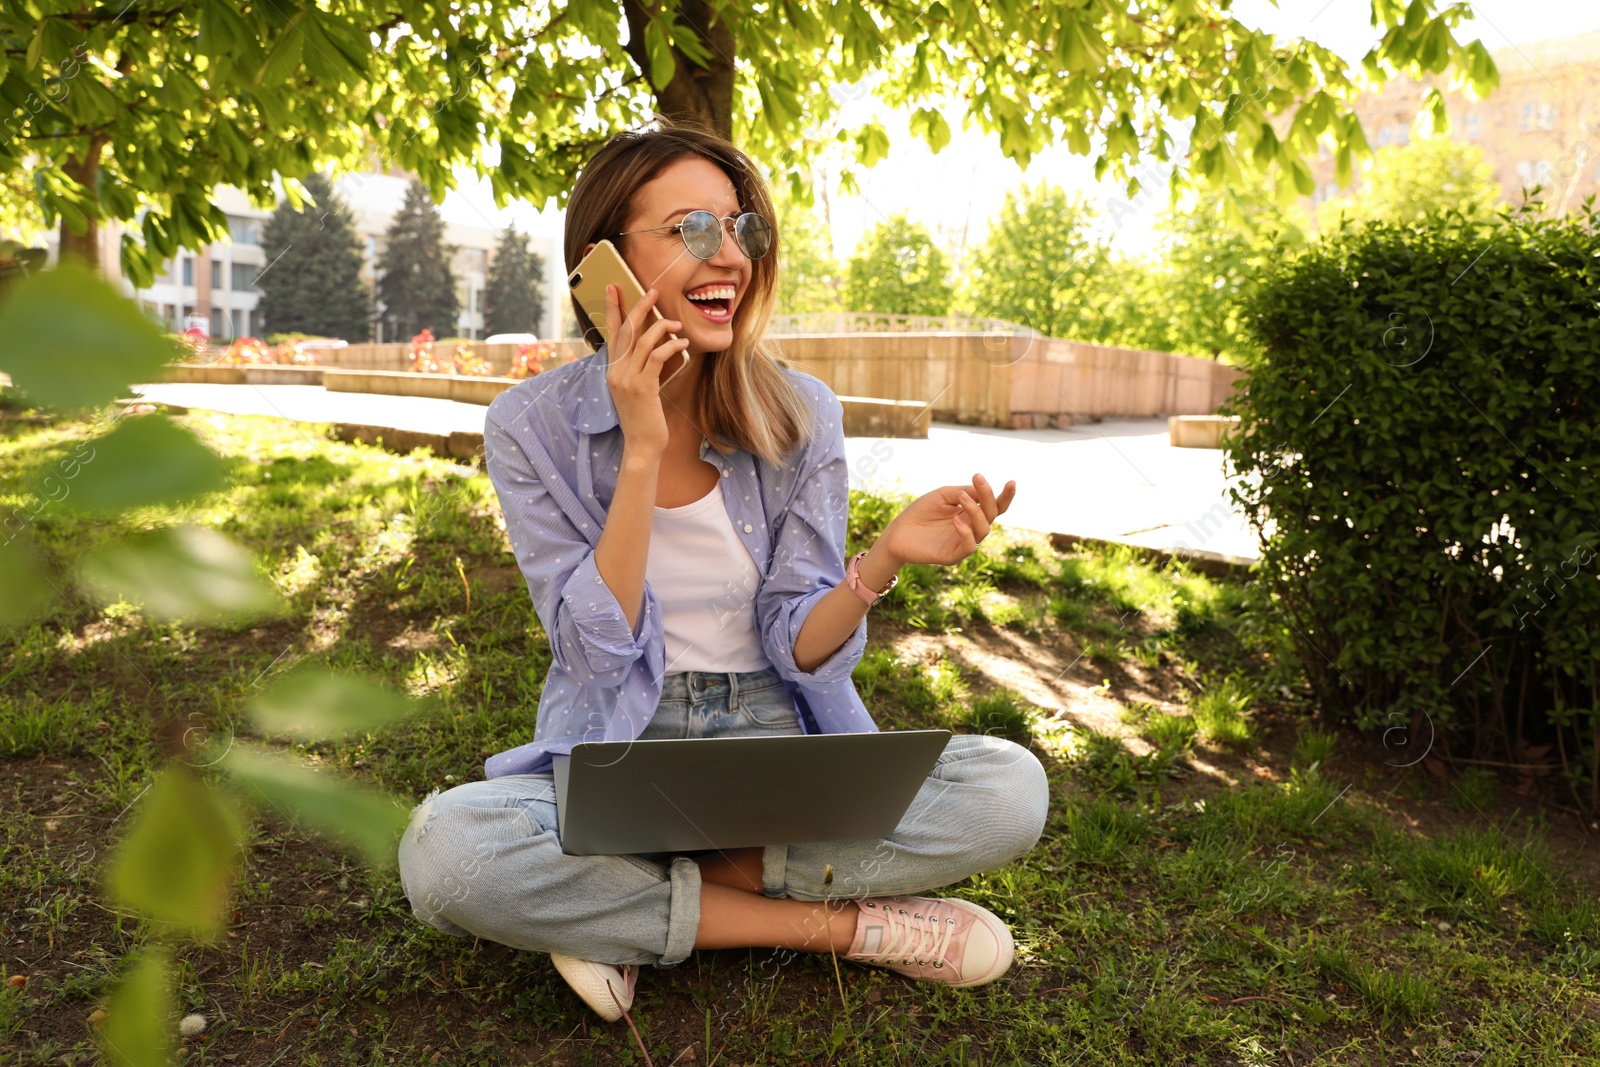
[553,730,952,856]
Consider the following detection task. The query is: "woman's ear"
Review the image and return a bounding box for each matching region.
[582,241,596,258]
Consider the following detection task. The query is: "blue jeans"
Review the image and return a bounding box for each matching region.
[396,666,1049,967]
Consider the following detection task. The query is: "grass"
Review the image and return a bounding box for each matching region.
[1,409,1597,1065]
[1190,673,1258,746]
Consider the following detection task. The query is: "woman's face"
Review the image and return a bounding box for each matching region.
[607,155,754,358]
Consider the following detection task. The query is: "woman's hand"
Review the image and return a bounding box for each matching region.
[604,284,690,460]
[877,473,1017,568]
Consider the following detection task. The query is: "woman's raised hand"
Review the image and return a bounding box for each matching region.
[604,284,691,459]
[878,473,1017,568]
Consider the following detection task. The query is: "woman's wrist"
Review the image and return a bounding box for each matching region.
[620,444,664,472]
[855,542,904,594]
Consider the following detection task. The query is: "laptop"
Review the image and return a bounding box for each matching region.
[551,730,952,856]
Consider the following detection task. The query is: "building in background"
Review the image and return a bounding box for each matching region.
[128,186,270,339]
[37,174,562,342]
[1307,31,1600,214]
[331,170,559,342]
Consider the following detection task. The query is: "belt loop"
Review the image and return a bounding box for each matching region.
[728,670,739,708]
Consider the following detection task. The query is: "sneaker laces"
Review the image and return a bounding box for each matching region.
[856,902,959,970]
[609,964,639,1006]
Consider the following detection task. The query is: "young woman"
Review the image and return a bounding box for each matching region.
[396,122,1049,1022]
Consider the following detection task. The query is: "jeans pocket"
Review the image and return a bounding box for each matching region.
[739,689,802,730]
[639,698,691,740]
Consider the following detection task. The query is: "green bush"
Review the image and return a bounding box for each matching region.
[1223,205,1600,813]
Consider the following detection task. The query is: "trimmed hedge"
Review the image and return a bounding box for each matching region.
[1223,207,1600,812]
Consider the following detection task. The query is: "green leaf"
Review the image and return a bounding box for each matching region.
[251,665,426,740]
[1289,157,1315,196]
[1104,115,1139,160]
[105,766,244,938]
[0,533,55,630]
[98,947,174,1067]
[1056,11,1105,73]
[1421,87,1449,136]
[61,415,228,513]
[198,0,241,60]
[0,264,177,411]
[220,745,410,870]
[25,21,44,71]
[256,18,305,86]
[909,107,951,154]
[856,122,891,167]
[76,524,282,624]
[644,18,676,91]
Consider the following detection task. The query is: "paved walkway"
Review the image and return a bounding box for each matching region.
[130,381,1260,564]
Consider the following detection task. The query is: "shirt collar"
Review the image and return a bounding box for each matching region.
[572,346,620,435]
[571,344,716,461]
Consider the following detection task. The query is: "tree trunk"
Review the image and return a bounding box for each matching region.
[621,0,737,139]
[58,134,107,271]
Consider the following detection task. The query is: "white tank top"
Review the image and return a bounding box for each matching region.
[645,479,773,673]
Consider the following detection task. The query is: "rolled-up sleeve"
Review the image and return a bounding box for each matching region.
[484,407,655,688]
[755,387,866,693]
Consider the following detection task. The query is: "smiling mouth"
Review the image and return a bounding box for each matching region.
[684,284,736,323]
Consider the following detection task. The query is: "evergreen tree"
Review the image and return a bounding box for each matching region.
[482,227,547,336]
[841,214,952,317]
[376,179,459,341]
[257,172,371,341]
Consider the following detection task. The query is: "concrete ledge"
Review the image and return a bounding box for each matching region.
[162,364,325,386]
[243,366,325,386]
[1169,415,1240,449]
[332,423,485,460]
[322,369,519,405]
[1047,531,1255,577]
[837,396,931,439]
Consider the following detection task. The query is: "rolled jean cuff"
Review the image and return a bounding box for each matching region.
[659,856,702,968]
[761,843,790,898]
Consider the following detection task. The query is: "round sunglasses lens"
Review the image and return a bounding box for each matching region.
[735,213,772,259]
[680,211,723,259]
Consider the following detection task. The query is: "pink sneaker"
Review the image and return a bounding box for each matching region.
[843,895,1014,987]
[549,952,639,1022]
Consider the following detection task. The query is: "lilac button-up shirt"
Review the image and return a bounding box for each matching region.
[480,346,877,779]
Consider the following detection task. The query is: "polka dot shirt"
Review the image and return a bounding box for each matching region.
[479,348,876,779]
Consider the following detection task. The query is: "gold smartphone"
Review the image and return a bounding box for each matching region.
[568,239,690,388]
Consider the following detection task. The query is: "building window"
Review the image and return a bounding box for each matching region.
[1519,102,1555,131]
[1463,113,1482,140]
[231,263,258,292]
[1376,123,1410,147]
[231,308,245,338]
[227,215,261,245]
[211,260,222,288]
[182,257,194,286]
[1516,160,1554,187]
[364,235,377,264]
[210,307,225,338]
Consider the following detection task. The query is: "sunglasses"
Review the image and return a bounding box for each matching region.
[612,210,773,261]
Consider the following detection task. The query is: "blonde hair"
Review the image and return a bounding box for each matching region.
[563,119,816,468]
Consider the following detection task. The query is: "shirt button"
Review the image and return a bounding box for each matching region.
[721,468,729,477]
[743,524,753,532]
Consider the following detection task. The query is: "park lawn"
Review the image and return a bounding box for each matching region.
[2,408,1598,1067]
